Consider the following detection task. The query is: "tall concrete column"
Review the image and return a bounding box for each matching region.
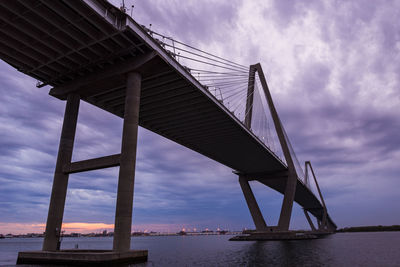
[43,93,80,251]
[113,72,141,251]
[277,171,297,231]
[239,176,267,231]
[303,209,316,231]
[254,63,297,231]
[306,161,328,230]
[244,65,256,129]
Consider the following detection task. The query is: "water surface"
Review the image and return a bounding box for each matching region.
[1,232,399,266]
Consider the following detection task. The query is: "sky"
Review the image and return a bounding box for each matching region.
[0,0,399,234]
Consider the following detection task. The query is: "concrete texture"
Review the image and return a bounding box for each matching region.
[0,1,336,229]
[304,209,317,231]
[64,153,121,174]
[244,65,256,129]
[0,2,337,261]
[113,72,142,251]
[239,176,267,231]
[17,250,148,266]
[254,64,298,231]
[43,93,80,251]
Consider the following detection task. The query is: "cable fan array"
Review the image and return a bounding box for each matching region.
[251,74,285,162]
[252,76,307,187]
[145,28,298,166]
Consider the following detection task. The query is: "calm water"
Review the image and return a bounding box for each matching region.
[1,232,399,266]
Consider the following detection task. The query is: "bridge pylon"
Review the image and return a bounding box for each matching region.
[33,70,148,263]
[304,161,336,232]
[231,64,335,241]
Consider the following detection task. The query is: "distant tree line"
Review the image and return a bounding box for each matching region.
[336,225,400,232]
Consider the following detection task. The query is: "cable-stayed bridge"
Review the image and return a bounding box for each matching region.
[0,0,336,264]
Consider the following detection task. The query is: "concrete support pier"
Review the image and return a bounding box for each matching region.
[113,72,141,251]
[304,209,317,231]
[17,250,148,266]
[230,64,336,241]
[277,170,297,231]
[17,72,147,265]
[239,176,267,231]
[43,93,80,251]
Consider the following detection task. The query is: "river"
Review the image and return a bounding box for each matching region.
[1,232,399,266]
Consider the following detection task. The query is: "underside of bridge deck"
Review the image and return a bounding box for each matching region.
[0,0,336,261]
[0,0,286,174]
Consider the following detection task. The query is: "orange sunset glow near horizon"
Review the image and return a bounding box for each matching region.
[0,222,201,235]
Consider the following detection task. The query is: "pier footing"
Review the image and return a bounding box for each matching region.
[17,249,148,266]
[229,231,332,241]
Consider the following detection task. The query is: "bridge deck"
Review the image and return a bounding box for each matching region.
[0,0,335,227]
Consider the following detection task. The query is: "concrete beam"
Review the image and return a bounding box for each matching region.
[239,176,268,231]
[150,113,230,134]
[63,154,121,174]
[95,78,186,108]
[41,0,104,42]
[141,108,216,127]
[304,161,309,186]
[0,6,69,59]
[66,0,129,49]
[244,65,256,129]
[171,126,237,141]
[139,100,214,122]
[254,64,296,178]
[0,24,58,60]
[278,171,298,231]
[0,37,54,72]
[177,133,242,146]
[49,52,157,99]
[140,91,198,108]
[306,161,328,227]
[5,0,94,63]
[113,72,141,252]
[303,209,316,231]
[16,0,102,59]
[43,94,80,251]
[254,63,298,231]
[237,170,289,181]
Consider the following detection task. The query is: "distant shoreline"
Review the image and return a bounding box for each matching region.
[0,230,241,239]
[336,225,400,232]
[2,226,400,238]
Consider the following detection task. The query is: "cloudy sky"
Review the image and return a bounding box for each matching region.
[0,0,399,234]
